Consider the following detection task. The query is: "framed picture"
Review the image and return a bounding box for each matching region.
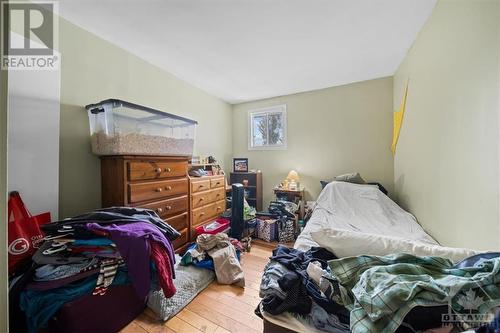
[233,158,249,172]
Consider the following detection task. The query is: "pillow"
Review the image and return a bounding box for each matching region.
[311,228,480,263]
[320,180,388,195]
[334,172,365,184]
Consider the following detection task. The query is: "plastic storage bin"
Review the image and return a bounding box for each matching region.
[194,218,230,236]
[85,99,197,156]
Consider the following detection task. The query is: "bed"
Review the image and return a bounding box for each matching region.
[259,181,480,333]
[295,181,438,251]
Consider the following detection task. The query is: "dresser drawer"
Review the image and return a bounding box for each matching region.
[165,212,188,231]
[172,228,189,249]
[191,205,211,227]
[191,200,226,228]
[190,179,210,193]
[138,195,188,218]
[209,199,226,217]
[127,160,187,181]
[210,177,225,189]
[209,188,225,203]
[191,191,210,209]
[128,178,188,204]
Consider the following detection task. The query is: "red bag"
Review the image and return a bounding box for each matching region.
[8,191,51,274]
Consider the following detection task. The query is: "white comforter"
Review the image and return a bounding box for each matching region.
[295,181,437,251]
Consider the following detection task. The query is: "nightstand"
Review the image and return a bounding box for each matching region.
[273,187,306,219]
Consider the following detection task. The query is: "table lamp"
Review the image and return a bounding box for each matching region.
[287,170,299,190]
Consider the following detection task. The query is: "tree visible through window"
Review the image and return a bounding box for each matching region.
[249,105,287,150]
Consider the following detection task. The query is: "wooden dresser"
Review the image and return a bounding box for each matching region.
[189,175,226,239]
[100,155,190,252]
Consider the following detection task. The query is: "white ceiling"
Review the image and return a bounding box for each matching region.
[59,0,436,104]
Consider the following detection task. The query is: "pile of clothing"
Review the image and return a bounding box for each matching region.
[258,246,350,333]
[328,252,500,333]
[181,232,245,287]
[259,245,500,333]
[13,207,178,332]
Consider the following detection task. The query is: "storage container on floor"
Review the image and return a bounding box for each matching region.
[85,99,197,156]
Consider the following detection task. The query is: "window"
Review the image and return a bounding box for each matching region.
[248,105,287,150]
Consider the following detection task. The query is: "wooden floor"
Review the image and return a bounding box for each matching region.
[122,242,275,333]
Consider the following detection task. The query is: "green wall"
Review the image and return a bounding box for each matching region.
[393,0,500,250]
[232,77,394,207]
[59,19,233,218]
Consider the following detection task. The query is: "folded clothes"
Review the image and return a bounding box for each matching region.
[42,207,180,241]
[73,238,115,246]
[20,268,130,332]
[26,268,100,291]
[93,258,125,296]
[34,258,99,282]
[19,207,179,333]
[33,241,89,265]
[68,246,116,253]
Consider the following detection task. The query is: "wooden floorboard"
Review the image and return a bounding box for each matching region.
[122,243,273,333]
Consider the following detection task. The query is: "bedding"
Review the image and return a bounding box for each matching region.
[329,253,500,333]
[321,180,388,195]
[295,181,437,251]
[260,181,485,333]
[312,228,479,263]
[334,172,366,184]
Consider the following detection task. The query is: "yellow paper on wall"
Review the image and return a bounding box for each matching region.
[391,81,409,155]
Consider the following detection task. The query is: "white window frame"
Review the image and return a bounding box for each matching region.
[248,104,287,150]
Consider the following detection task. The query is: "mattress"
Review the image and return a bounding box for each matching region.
[295,181,437,251]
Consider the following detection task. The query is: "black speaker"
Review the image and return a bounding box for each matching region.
[230,183,245,239]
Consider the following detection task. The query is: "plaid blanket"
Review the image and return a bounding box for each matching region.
[328,253,500,333]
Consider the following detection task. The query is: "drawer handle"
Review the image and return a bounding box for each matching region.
[165,186,172,191]
[216,193,221,197]
[198,184,205,188]
[200,212,205,216]
[199,197,204,201]
[156,208,163,213]
[155,187,163,192]
[155,168,162,173]
[166,206,172,210]
[216,206,222,211]
[215,182,221,185]
[165,167,172,172]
